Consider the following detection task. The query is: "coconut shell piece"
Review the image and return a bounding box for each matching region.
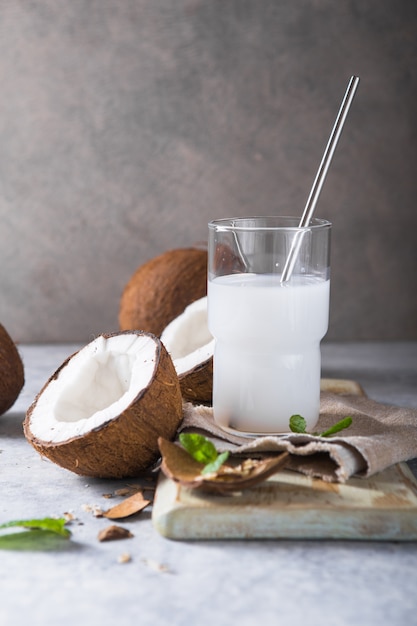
[178,358,213,405]
[213,242,246,276]
[98,525,133,542]
[24,331,183,479]
[103,491,151,519]
[119,247,208,336]
[158,437,289,494]
[0,324,24,415]
[161,296,213,405]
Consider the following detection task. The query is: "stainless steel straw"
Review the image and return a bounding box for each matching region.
[280,75,360,283]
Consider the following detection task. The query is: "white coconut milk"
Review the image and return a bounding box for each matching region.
[207,273,330,435]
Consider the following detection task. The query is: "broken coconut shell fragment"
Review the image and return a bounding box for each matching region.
[158,437,289,494]
[119,247,208,336]
[24,331,183,479]
[161,296,213,405]
[103,491,151,519]
[0,323,24,415]
[98,525,133,542]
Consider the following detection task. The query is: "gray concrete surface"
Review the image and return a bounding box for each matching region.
[1,341,416,626]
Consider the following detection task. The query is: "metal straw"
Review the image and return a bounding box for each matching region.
[280,75,360,283]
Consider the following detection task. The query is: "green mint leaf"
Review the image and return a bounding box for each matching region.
[0,517,71,549]
[289,414,307,434]
[317,416,353,438]
[0,517,71,538]
[179,433,218,464]
[290,414,353,438]
[179,433,230,476]
[201,451,230,475]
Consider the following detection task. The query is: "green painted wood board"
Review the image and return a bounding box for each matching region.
[152,463,417,541]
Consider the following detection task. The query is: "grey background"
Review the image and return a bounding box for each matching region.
[0,0,416,343]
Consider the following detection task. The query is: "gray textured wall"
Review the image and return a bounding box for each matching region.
[0,1,416,343]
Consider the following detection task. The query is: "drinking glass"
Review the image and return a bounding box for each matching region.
[207,216,331,436]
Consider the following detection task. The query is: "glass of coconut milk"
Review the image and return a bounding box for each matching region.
[207,216,331,436]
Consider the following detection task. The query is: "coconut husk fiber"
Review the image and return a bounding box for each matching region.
[179,391,417,483]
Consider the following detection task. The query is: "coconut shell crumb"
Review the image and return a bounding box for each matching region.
[114,487,137,497]
[142,558,170,573]
[82,503,104,517]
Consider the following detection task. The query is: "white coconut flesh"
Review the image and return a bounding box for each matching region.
[161,296,214,375]
[28,333,159,444]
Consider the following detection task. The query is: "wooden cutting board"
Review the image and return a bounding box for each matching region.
[152,379,417,541]
[152,462,417,541]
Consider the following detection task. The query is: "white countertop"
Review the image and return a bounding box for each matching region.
[1,342,417,626]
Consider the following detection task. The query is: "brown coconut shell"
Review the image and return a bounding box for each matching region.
[178,357,213,405]
[23,331,183,479]
[0,324,24,415]
[119,248,208,336]
[213,242,246,276]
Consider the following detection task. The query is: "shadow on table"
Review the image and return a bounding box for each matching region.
[0,410,26,438]
[0,529,83,552]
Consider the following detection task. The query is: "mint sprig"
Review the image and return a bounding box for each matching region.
[0,517,71,537]
[0,517,71,550]
[179,433,229,475]
[289,414,352,437]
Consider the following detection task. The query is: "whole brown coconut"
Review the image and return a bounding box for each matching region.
[119,247,207,336]
[24,331,183,479]
[0,324,24,415]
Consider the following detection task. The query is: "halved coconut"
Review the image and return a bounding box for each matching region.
[161,297,214,405]
[0,323,24,415]
[119,247,207,336]
[24,331,183,478]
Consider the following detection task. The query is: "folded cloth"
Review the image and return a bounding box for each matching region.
[179,392,417,483]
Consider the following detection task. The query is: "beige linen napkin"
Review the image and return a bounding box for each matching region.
[179,392,417,483]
